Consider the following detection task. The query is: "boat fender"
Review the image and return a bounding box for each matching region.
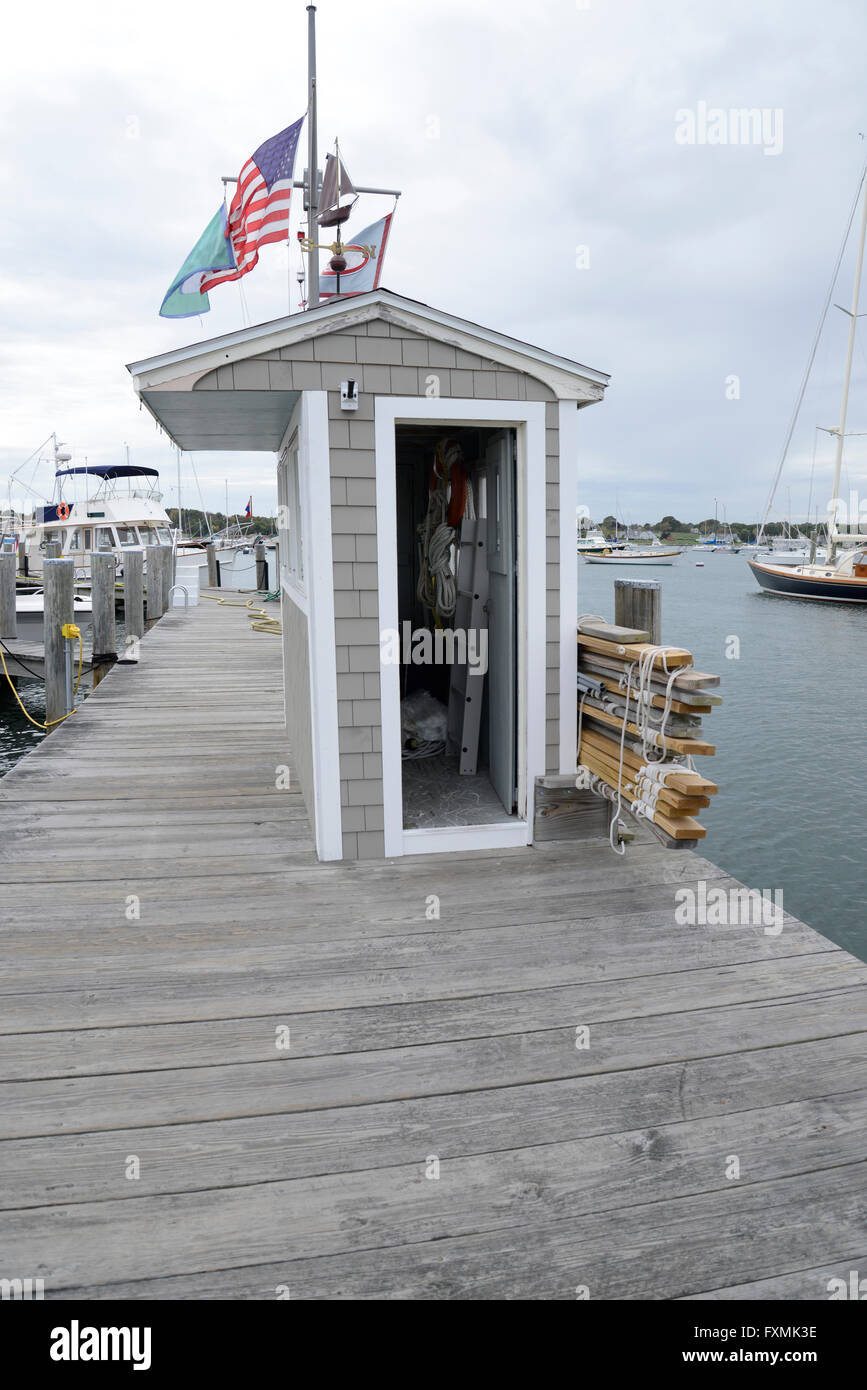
[428,452,468,528]
[445,461,468,528]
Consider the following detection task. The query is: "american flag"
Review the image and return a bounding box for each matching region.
[201,117,305,293]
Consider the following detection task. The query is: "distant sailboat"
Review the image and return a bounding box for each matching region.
[750,162,867,603]
[584,538,684,566]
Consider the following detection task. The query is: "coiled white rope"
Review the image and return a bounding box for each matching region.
[605,661,634,854]
[426,522,457,619]
[417,439,466,622]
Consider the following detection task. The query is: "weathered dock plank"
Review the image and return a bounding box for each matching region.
[2,1047,865,1211]
[1,596,865,1300]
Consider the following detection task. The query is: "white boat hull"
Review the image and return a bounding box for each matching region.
[583,549,683,566]
[15,592,93,641]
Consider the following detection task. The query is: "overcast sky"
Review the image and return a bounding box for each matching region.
[3,0,867,525]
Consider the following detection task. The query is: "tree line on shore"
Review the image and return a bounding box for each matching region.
[166,508,277,537]
[596,514,823,542]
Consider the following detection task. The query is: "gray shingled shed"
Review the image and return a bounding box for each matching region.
[128,289,609,861]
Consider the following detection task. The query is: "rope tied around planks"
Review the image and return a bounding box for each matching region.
[577,623,720,851]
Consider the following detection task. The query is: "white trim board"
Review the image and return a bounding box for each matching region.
[558,400,579,774]
[299,392,343,861]
[375,396,547,858]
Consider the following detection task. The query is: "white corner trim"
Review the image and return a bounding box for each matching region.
[558,400,578,774]
[375,396,546,857]
[302,391,342,861]
[522,403,546,835]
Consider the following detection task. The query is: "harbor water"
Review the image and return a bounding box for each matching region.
[578,553,866,962]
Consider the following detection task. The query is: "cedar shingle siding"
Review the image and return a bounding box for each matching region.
[197,311,563,860]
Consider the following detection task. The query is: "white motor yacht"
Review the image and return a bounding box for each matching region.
[577,528,628,554]
[19,462,174,580]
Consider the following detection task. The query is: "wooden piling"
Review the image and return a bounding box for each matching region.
[146,549,162,625]
[124,549,144,641]
[90,552,117,661]
[206,543,218,588]
[43,558,74,726]
[0,553,17,639]
[157,546,173,615]
[45,541,62,560]
[255,539,268,591]
[614,578,662,645]
[146,547,172,623]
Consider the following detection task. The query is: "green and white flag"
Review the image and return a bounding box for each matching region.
[160,207,236,318]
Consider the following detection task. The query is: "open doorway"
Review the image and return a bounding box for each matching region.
[394,424,518,831]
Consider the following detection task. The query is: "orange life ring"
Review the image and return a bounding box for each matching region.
[57,503,70,520]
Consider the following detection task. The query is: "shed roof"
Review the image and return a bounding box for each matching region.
[127,288,609,451]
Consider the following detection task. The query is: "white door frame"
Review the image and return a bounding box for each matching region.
[279,391,343,861]
[374,396,547,857]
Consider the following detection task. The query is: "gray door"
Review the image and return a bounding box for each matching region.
[484,430,517,814]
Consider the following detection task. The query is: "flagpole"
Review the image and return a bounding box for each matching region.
[307,4,320,308]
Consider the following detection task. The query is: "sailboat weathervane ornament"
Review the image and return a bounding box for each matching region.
[159,4,400,319]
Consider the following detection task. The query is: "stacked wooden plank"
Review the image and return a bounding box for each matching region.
[576,618,720,850]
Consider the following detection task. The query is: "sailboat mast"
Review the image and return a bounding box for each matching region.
[306,4,320,308]
[829,169,867,550]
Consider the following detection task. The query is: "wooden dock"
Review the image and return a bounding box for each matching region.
[1,595,866,1300]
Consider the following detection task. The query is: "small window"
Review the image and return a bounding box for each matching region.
[156,527,172,545]
[66,529,83,551]
[140,529,158,545]
[116,527,138,545]
[84,529,92,550]
[97,529,114,550]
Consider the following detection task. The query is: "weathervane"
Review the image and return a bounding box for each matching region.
[298,139,370,296]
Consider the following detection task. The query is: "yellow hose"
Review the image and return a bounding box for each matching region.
[201,591,282,633]
[0,629,83,730]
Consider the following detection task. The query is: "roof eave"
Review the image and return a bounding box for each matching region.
[127,289,609,403]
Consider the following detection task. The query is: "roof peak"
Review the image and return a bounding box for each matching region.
[127,288,609,396]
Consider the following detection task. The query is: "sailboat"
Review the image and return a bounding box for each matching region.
[318,145,358,227]
[309,141,360,298]
[584,537,684,566]
[750,166,867,603]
